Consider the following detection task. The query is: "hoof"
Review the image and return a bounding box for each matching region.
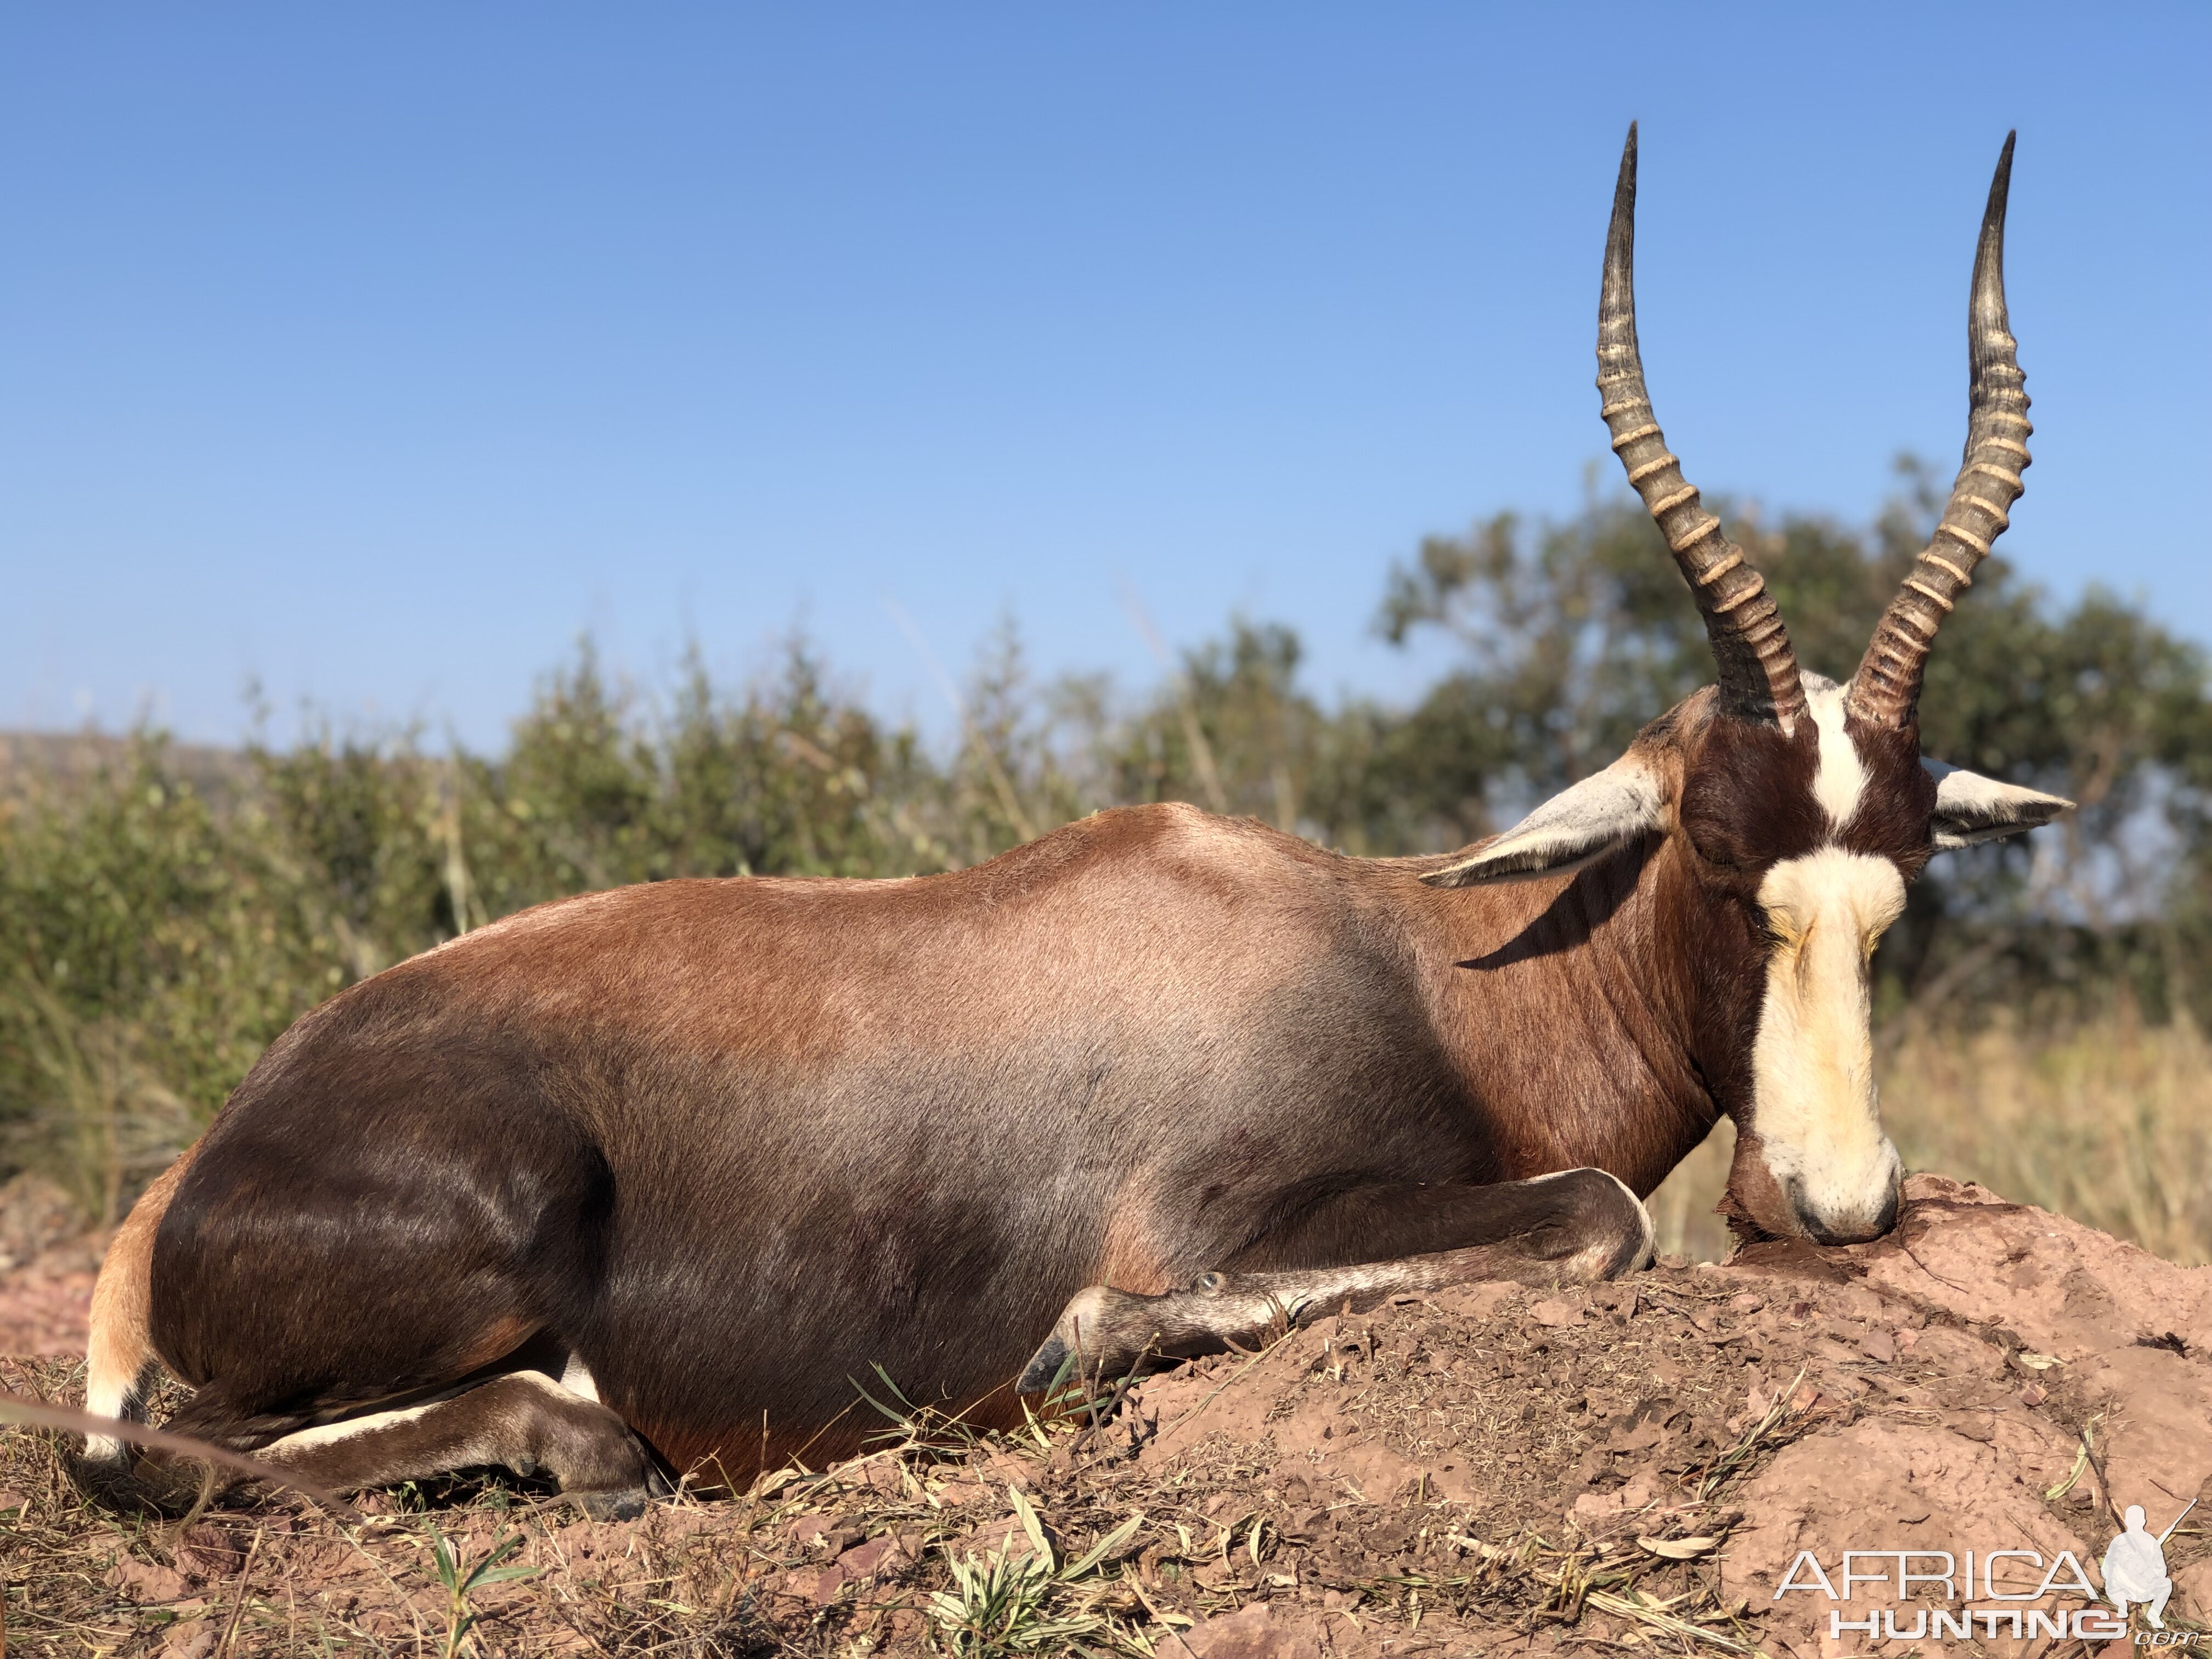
[1017,1338,1071,1395]
[573,1485,652,1522]
[67,1453,156,1515]
[69,1452,219,1517]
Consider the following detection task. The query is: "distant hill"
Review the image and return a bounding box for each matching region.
[0,729,252,803]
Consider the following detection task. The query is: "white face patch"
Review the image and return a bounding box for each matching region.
[1748,847,1905,1242]
[1803,675,1869,832]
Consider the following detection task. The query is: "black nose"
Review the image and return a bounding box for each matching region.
[1792,1180,1900,1245]
[1873,1180,1901,1235]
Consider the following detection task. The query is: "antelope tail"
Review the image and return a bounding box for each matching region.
[81,1147,194,1472]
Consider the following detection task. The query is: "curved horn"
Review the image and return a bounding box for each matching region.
[1598,123,1806,733]
[1847,133,2028,729]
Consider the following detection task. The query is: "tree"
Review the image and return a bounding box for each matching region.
[1367,462,2212,1016]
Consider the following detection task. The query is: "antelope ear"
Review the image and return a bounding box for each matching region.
[1423,758,1664,887]
[1925,760,2073,850]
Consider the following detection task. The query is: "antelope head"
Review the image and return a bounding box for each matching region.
[1425,126,2070,1244]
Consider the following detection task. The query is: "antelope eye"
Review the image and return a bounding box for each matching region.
[1759,906,1806,952]
[1682,820,1752,872]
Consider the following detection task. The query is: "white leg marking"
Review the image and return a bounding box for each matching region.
[1534,1168,1655,1276]
[262,1400,446,1456]
[1589,1168,1656,1271]
[82,1365,149,1464]
[558,1354,601,1404]
[261,1367,605,1459]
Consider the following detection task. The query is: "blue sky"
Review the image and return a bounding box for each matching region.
[3,5,2204,749]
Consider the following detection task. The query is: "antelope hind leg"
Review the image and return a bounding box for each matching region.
[256,1372,664,1519]
[1018,1166,1651,1390]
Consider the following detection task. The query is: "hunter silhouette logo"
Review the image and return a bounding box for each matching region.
[1771,1500,2208,1645]
[2105,1500,2194,1630]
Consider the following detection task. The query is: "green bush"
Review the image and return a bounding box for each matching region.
[5,474,2207,1221]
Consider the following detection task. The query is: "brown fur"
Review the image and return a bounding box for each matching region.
[85,1146,199,1423]
[96,686,1965,1493]
[80,127,2051,1506]
[257,1375,657,1518]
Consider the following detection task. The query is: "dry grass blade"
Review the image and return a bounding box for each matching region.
[212,1526,264,1659]
[1635,1534,1718,1559]
[2046,1413,2104,1500]
[1583,1587,1754,1654]
[1695,1364,1808,1500]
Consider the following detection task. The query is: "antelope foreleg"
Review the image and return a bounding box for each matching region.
[1018,1166,1652,1390]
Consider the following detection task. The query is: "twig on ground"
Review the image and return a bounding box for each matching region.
[0,1392,360,1520]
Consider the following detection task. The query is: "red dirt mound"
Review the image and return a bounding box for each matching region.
[3,1173,2207,1656]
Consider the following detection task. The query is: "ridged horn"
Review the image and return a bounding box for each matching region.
[1597,122,1806,734]
[1847,133,2029,729]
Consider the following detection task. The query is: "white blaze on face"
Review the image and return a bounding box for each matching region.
[1742,677,1904,1242]
[1749,846,1906,1240]
[1804,678,1867,830]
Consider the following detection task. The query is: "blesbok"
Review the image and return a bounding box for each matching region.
[81,127,2067,1517]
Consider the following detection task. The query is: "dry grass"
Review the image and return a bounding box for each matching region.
[1882,1011,2212,1266]
[1645,1011,2212,1266]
